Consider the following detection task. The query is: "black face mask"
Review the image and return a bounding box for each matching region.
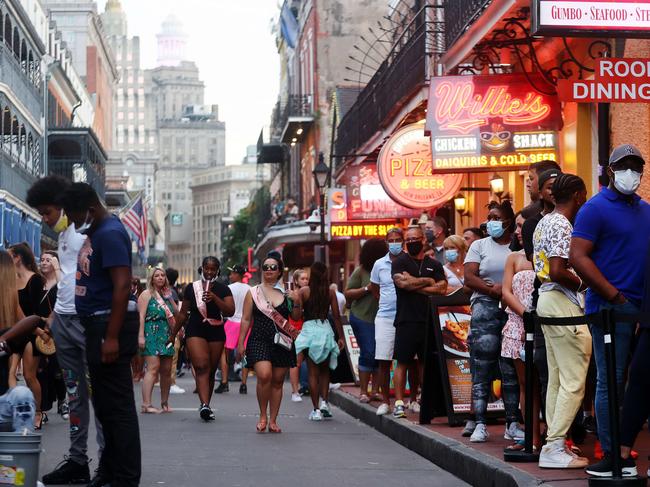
[406,241,424,256]
[425,230,435,243]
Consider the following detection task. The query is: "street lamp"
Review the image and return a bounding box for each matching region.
[489,173,504,201]
[453,192,468,216]
[312,152,330,263]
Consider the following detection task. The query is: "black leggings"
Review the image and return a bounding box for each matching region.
[621,328,650,447]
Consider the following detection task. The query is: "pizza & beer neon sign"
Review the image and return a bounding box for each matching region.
[377,123,463,209]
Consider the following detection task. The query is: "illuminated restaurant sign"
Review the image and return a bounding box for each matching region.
[339,163,421,219]
[532,0,650,38]
[425,74,563,174]
[330,220,397,239]
[558,58,650,103]
[377,124,463,209]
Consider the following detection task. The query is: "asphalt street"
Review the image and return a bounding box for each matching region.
[39,376,469,487]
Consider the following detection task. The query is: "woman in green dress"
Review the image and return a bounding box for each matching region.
[138,268,178,413]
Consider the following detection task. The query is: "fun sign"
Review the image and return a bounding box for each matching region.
[425,74,563,173]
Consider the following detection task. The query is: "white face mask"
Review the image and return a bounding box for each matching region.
[613,169,642,195]
[74,211,94,234]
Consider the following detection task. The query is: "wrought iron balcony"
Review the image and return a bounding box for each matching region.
[335,5,437,160]
[445,0,492,50]
[271,94,315,144]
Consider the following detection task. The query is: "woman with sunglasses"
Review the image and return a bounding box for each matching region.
[170,257,235,421]
[237,256,299,433]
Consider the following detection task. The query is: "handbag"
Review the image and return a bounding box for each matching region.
[273,328,293,351]
[35,335,56,355]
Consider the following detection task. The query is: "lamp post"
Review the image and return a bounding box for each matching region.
[312,152,330,263]
[489,173,504,201]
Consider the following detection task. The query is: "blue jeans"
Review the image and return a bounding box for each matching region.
[349,314,377,372]
[0,386,35,433]
[591,301,638,454]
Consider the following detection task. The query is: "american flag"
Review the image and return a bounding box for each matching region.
[121,194,148,252]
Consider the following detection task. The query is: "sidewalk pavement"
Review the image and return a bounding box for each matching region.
[38,376,469,486]
[330,385,650,487]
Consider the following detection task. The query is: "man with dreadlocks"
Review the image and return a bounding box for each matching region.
[534,174,592,470]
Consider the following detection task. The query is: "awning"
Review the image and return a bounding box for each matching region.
[254,219,328,263]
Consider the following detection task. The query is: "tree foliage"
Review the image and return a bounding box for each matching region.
[221,185,271,268]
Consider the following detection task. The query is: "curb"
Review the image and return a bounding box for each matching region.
[330,390,545,487]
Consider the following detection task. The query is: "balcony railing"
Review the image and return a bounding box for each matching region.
[270,94,314,142]
[335,5,438,159]
[445,0,492,50]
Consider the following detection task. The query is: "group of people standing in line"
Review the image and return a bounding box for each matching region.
[343,145,650,479]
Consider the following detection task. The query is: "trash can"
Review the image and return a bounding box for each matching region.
[0,432,41,487]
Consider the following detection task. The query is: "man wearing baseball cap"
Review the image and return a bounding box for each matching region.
[570,144,650,477]
[215,265,252,394]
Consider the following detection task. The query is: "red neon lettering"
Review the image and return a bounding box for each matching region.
[434,81,552,134]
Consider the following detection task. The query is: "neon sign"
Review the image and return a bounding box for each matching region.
[425,74,563,174]
[377,124,463,209]
[330,221,397,240]
[434,82,553,133]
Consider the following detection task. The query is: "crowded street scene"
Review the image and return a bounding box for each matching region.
[2,0,650,486]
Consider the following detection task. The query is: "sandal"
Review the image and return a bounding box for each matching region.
[370,393,383,402]
[256,418,268,433]
[359,394,370,403]
[141,404,161,414]
[34,411,43,430]
[161,402,172,413]
[268,423,282,434]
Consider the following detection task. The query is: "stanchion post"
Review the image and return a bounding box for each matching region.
[504,311,538,462]
[589,309,645,487]
[605,308,622,477]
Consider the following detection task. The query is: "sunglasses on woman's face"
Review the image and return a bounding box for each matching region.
[262,264,279,271]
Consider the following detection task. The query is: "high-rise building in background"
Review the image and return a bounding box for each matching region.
[101,0,161,261]
[147,15,226,279]
[41,0,118,151]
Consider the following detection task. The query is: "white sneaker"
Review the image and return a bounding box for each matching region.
[169,385,185,394]
[291,392,303,402]
[329,383,341,391]
[409,401,421,414]
[538,440,589,469]
[470,423,489,443]
[376,403,390,416]
[309,409,323,421]
[320,400,333,419]
[504,422,525,441]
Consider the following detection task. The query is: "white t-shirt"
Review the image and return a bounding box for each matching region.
[55,224,86,315]
[228,281,251,323]
[444,265,464,291]
[464,236,512,304]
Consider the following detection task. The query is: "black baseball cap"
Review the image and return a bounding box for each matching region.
[538,169,562,190]
[228,265,246,275]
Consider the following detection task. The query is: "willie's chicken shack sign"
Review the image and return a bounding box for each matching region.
[425,74,563,174]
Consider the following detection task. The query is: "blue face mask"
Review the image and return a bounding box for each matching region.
[444,249,459,263]
[388,242,403,256]
[486,220,505,239]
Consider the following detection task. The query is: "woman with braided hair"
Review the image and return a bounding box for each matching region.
[533,173,593,470]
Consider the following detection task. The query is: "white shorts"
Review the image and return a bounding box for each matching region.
[375,315,396,361]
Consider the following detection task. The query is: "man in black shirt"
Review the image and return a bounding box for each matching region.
[391,227,447,418]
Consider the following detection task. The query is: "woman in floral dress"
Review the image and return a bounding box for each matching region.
[138,268,178,414]
[502,212,537,449]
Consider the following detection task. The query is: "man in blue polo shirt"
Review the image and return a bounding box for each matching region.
[570,144,650,477]
[61,183,141,487]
